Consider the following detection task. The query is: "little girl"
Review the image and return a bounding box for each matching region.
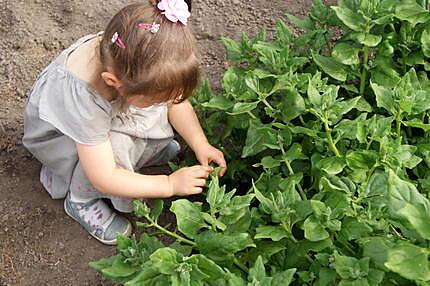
[22,0,226,245]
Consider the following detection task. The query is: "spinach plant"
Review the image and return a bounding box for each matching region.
[91,0,430,285]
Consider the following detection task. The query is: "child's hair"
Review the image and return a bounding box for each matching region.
[100,0,199,104]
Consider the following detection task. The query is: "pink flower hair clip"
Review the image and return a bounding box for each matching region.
[137,22,161,34]
[157,0,191,25]
[111,32,126,49]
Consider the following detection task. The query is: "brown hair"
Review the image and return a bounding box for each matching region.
[100,0,199,104]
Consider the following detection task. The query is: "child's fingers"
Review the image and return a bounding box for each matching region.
[210,153,227,176]
[219,166,228,176]
[191,165,212,178]
[191,165,212,172]
[193,178,207,187]
[190,187,203,194]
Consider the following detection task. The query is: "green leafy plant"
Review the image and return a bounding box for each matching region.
[91,0,430,285]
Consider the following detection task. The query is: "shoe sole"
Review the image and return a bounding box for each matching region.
[64,199,132,246]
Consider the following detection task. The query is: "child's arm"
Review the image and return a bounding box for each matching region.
[168,99,227,175]
[76,140,211,198]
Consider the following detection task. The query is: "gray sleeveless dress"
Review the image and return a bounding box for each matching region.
[23,33,176,212]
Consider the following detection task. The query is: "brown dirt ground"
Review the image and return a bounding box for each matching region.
[0,0,313,285]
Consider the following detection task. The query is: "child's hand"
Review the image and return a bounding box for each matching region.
[168,165,212,196]
[194,143,227,176]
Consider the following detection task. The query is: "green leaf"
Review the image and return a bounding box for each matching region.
[242,121,277,158]
[249,256,270,283]
[403,119,430,132]
[278,89,306,121]
[254,156,281,169]
[253,184,276,214]
[368,115,394,140]
[387,170,430,240]
[418,143,430,166]
[334,251,370,280]
[308,72,323,107]
[196,231,256,263]
[370,81,396,114]
[356,33,383,47]
[228,101,259,115]
[367,269,385,285]
[340,217,372,240]
[149,199,164,221]
[319,175,356,194]
[316,157,347,175]
[247,240,286,264]
[287,14,314,30]
[255,225,289,241]
[362,237,392,270]
[312,52,348,81]
[328,96,361,124]
[332,43,360,65]
[338,279,369,286]
[195,80,215,103]
[184,255,227,280]
[89,255,119,272]
[303,216,330,241]
[220,194,254,218]
[170,200,208,239]
[222,67,242,95]
[411,91,430,115]
[422,25,430,57]
[150,248,181,275]
[378,40,394,56]
[222,37,242,61]
[253,42,281,68]
[102,257,140,278]
[317,268,337,286]
[133,200,151,218]
[124,266,165,286]
[385,242,430,281]
[346,150,378,170]
[272,269,296,286]
[202,96,234,110]
[228,272,247,285]
[202,213,227,231]
[331,6,367,32]
[276,19,294,45]
[395,0,430,27]
[284,143,307,162]
[206,174,224,209]
[371,56,401,88]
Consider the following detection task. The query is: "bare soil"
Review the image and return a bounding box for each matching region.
[0,0,312,285]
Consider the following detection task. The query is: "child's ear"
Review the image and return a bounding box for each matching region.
[101,71,122,89]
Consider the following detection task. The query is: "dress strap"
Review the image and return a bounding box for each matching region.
[62,32,104,66]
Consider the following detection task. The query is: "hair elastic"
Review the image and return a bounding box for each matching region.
[111,32,126,49]
[137,22,161,33]
[157,0,191,25]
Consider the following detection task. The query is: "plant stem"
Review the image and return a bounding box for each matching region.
[396,112,402,138]
[261,98,275,111]
[390,224,403,239]
[281,222,298,243]
[337,237,355,256]
[233,258,249,273]
[247,111,258,119]
[360,47,370,97]
[366,139,373,150]
[284,159,307,201]
[324,121,341,157]
[299,115,306,126]
[148,217,196,247]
